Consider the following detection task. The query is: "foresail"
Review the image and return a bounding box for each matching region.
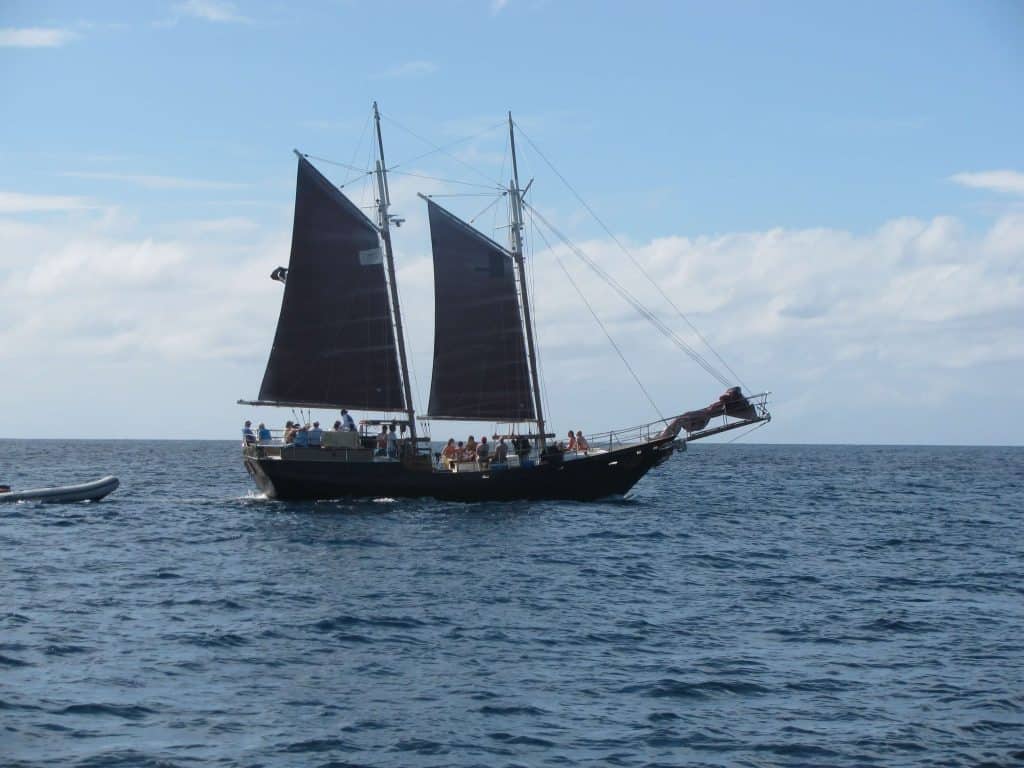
[425,199,535,421]
[258,155,405,411]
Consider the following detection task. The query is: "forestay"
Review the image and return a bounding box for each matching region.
[424,199,535,421]
[258,155,405,411]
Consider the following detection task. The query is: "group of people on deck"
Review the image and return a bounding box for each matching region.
[439,429,590,470]
[241,409,357,447]
[441,435,505,467]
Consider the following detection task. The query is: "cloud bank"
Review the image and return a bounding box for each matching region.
[0,27,76,48]
[1,172,1021,443]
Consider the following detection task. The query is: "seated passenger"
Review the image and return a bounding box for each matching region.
[257,422,271,442]
[283,421,297,444]
[308,421,323,447]
[294,424,310,447]
[455,440,466,461]
[442,438,457,466]
[242,420,255,445]
[332,420,342,431]
[566,430,577,452]
[576,430,590,453]
[464,435,477,458]
[493,438,509,464]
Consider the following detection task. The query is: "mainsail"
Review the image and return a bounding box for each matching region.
[424,198,535,421]
[257,155,405,410]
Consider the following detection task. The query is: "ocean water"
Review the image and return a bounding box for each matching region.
[1,440,1022,768]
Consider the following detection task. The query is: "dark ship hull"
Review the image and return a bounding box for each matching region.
[243,438,676,502]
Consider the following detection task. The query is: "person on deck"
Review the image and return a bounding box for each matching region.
[332,420,342,431]
[386,423,398,458]
[442,438,457,467]
[294,424,310,447]
[376,426,389,456]
[464,435,477,459]
[455,441,466,461]
[257,423,271,442]
[242,420,255,445]
[341,409,356,431]
[566,430,577,452]
[283,421,297,444]
[576,430,590,453]
[493,438,509,464]
[476,436,490,466]
[308,421,323,447]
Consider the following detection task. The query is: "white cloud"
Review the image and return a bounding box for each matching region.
[376,60,438,79]
[950,170,1024,196]
[61,172,245,191]
[0,27,76,48]
[491,0,510,14]
[1,178,1022,443]
[0,191,94,213]
[173,0,249,23]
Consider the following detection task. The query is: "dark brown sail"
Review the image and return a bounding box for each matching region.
[257,155,405,410]
[424,198,535,421]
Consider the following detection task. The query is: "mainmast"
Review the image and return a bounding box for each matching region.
[373,101,417,446]
[507,112,547,449]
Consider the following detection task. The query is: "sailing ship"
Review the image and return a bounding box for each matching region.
[239,104,769,501]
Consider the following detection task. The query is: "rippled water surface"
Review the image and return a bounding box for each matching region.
[2,440,1022,767]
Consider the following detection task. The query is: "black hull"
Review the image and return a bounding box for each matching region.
[243,439,675,502]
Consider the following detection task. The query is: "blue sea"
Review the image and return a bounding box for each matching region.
[1,440,1022,767]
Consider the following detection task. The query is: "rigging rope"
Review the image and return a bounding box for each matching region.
[381,113,502,186]
[531,217,665,420]
[386,170,502,190]
[513,124,749,392]
[525,202,733,388]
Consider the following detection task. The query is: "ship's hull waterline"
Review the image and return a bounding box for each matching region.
[243,439,675,502]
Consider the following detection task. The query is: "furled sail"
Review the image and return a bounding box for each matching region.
[257,155,405,410]
[425,199,535,421]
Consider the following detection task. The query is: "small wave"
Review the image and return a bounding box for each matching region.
[0,653,33,667]
[44,644,92,657]
[860,617,934,633]
[58,703,156,720]
[278,737,360,753]
[174,631,249,648]
[312,614,426,631]
[621,678,770,699]
[488,732,555,747]
[479,704,549,716]
[72,749,183,767]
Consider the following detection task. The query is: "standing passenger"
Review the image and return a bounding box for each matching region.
[386,423,398,458]
[566,430,577,452]
[493,438,509,464]
[341,409,356,431]
[242,420,255,445]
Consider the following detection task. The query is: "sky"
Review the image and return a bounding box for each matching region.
[1,0,1022,444]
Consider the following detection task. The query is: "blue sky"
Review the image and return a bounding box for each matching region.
[1,1,1022,443]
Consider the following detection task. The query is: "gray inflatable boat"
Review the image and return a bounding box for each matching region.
[0,476,120,503]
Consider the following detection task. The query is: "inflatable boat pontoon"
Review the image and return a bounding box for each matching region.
[0,476,120,503]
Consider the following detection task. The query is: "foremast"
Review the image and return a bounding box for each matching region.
[374,101,417,446]
[507,112,547,450]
